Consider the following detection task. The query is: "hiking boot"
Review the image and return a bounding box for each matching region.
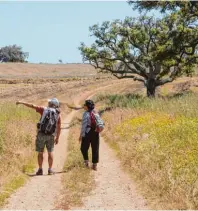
[84,160,89,168]
[48,169,55,175]
[36,168,43,175]
[92,163,97,171]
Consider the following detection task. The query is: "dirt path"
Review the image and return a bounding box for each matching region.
[4,82,148,210]
[73,137,148,210]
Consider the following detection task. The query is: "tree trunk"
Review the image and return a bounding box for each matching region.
[146,78,156,98]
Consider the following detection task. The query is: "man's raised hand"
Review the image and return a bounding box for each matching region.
[16,101,22,105]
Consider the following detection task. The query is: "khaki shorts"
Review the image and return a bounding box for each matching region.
[36,132,55,152]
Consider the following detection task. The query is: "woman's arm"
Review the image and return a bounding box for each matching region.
[66,103,83,110]
[79,112,88,141]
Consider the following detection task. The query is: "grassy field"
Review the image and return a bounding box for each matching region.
[93,92,198,209]
[0,63,98,79]
[0,103,38,207]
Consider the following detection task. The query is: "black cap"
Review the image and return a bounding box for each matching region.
[84,100,95,111]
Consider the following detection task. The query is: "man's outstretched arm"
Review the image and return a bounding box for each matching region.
[16,101,37,109]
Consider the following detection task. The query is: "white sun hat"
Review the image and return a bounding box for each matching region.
[48,98,60,108]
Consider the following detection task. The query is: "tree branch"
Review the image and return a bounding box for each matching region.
[112,73,145,82]
[156,78,174,86]
[90,59,145,82]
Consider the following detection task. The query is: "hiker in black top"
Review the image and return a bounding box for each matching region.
[79,100,99,171]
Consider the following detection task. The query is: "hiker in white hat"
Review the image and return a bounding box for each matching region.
[16,98,61,175]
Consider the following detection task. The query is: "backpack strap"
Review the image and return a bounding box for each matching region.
[87,111,96,129]
[40,108,58,123]
[39,107,48,123]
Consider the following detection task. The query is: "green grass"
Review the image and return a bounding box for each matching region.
[96,92,198,209]
[22,156,37,174]
[0,176,26,207]
[0,103,38,207]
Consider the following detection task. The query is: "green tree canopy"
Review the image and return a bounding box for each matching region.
[129,1,198,15]
[79,11,198,97]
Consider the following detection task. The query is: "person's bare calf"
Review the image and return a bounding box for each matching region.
[36,152,44,175]
[48,152,55,175]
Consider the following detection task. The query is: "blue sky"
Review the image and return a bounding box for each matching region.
[0,1,153,64]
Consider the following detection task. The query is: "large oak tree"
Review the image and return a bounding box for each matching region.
[79,2,198,97]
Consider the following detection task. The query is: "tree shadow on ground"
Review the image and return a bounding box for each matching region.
[159,90,193,100]
[124,93,143,99]
[98,107,113,116]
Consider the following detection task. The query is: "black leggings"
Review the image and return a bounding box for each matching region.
[81,129,99,164]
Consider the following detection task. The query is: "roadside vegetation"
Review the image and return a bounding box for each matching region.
[0,103,38,207]
[93,92,198,209]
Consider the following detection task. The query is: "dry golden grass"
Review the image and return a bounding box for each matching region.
[0,63,99,79]
[94,92,198,209]
[0,104,38,207]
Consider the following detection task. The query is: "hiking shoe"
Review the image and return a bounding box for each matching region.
[84,160,89,168]
[92,164,97,171]
[48,169,55,175]
[36,168,43,176]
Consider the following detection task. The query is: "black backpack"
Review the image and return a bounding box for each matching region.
[38,108,59,135]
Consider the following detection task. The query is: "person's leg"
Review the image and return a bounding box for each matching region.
[48,152,53,169]
[80,134,91,166]
[91,132,99,170]
[38,152,44,168]
[46,135,55,175]
[35,133,45,175]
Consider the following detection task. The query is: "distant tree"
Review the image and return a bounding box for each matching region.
[0,45,29,63]
[79,12,198,97]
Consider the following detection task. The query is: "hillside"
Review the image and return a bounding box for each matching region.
[0,63,100,79]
